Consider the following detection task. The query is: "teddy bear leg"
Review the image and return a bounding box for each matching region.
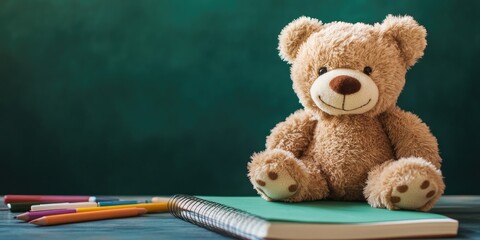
[248,149,329,202]
[364,157,444,211]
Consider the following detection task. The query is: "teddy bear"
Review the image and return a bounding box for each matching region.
[247,15,444,211]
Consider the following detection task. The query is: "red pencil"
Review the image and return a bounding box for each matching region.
[4,195,118,204]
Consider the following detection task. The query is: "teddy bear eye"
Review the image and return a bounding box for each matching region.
[363,66,372,75]
[318,67,328,76]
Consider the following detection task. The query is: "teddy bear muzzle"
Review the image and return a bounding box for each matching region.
[310,68,379,115]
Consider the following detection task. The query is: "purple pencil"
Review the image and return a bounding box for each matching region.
[15,209,76,222]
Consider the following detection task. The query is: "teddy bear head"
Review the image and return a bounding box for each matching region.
[278,15,426,117]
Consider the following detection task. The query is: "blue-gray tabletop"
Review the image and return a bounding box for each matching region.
[0,196,479,239]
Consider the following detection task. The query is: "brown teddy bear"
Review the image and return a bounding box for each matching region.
[248,15,444,211]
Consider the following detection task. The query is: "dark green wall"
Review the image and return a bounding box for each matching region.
[1,0,479,196]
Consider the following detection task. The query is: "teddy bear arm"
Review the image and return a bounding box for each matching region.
[379,107,441,169]
[265,109,317,158]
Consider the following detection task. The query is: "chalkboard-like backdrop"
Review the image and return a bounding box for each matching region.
[0,0,479,196]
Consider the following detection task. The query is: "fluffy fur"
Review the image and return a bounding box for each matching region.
[248,15,444,211]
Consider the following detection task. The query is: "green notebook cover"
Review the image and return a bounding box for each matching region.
[199,196,449,224]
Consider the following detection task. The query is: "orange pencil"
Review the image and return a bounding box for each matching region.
[29,207,146,226]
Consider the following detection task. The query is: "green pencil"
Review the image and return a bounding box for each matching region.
[9,202,59,213]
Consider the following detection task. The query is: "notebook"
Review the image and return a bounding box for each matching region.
[167,195,458,240]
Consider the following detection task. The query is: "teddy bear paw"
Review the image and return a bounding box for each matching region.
[253,169,298,200]
[390,175,438,210]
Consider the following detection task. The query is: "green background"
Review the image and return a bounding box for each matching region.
[1,0,479,196]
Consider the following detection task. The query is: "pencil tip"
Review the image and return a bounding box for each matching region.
[15,214,28,221]
[29,218,42,225]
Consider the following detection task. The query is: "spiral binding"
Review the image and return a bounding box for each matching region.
[168,195,269,240]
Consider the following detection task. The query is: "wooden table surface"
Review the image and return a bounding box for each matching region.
[0,196,479,239]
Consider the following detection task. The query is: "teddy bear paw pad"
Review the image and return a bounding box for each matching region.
[390,176,438,210]
[254,169,298,200]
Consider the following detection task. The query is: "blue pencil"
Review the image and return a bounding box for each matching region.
[97,200,150,207]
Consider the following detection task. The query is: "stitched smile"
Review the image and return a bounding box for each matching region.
[318,96,372,111]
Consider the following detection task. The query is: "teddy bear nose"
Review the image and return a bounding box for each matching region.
[329,76,361,95]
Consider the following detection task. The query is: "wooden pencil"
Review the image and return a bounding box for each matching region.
[29,208,147,226]
[8,202,60,212]
[151,197,171,203]
[31,202,98,211]
[4,195,118,204]
[77,202,168,213]
[16,209,76,222]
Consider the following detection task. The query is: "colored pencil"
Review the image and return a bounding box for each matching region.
[29,208,147,226]
[77,202,168,213]
[8,202,60,212]
[25,200,151,212]
[97,200,150,207]
[31,202,97,211]
[4,195,118,204]
[151,196,171,203]
[15,202,168,222]
[16,209,76,221]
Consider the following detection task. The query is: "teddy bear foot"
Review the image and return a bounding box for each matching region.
[248,149,314,201]
[365,157,444,212]
[390,174,438,210]
[254,168,298,200]
[249,149,330,202]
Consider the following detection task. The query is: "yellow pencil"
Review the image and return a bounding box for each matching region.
[76,202,168,213]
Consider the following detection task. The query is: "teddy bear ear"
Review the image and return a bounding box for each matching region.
[278,16,323,64]
[380,15,427,68]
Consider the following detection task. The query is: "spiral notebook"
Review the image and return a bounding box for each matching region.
[168,195,458,240]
